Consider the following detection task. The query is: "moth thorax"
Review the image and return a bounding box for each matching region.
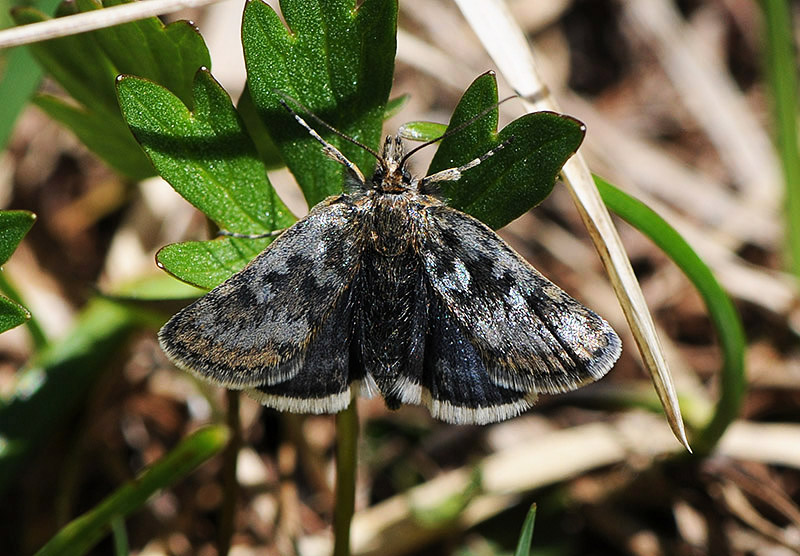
[370,197,415,256]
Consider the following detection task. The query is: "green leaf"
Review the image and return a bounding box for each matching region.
[428,72,585,230]
[238,90,410,171]
[0,210,35,265]
[384,94,409,120]
[514,504,537,556]
[118,70,294,234]
[13,0,213,180]
[108,274,207,301]
[118,69,296,287]
[0,295,30,333]
[156,237,273,290]
[0,210,36,334]
[34,95,154,180]
[12,5,120,115]
[236,84,285,169]
[74,0,210,108]
[0,47,43,150]
[11,4,152,179]
[33,426,229,556]
[242,0,397,206]
[398,120,447,142]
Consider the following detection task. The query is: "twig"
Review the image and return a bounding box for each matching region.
[0,0,226,49]
[452,0,690,451]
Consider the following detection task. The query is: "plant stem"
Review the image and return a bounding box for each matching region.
[333,400,359,556]
[218,391,241,556]
[761,0,800,277]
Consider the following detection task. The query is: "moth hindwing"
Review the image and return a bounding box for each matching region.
[159,121,621,425]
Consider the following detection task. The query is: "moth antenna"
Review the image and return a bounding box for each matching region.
[273,91,383,170]
[420,136,515,191]
[276,99,366,184]
[400,95,517,166]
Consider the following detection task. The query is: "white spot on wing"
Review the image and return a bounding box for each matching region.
[447,259,471,291]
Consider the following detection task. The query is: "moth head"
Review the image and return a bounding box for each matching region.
[371,135,416,193]
[381,134,405,167]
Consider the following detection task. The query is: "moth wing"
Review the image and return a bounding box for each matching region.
[419,205,621,395]
[159,199,363,391]
[414,291,538,425]
[246,283,360,414]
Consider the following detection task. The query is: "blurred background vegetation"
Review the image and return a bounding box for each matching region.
[1,0,799,555]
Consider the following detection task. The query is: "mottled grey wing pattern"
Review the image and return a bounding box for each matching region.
[247,284,358,414]
[158,198,363,391]
[416,290,539,424]
[419,205,621,395]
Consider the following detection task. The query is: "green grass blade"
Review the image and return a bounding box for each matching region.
[514,503,537,556]
[760,0,800,278]
[34,426,229,556]
[595,176,746,454]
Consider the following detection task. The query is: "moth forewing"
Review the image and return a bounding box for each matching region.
[158,199,363,396]
[419,205,621,398]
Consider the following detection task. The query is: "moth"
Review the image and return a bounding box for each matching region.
[159,104,621,425]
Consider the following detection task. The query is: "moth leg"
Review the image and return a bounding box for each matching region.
[217,228,285,239]
[419,136,514,190]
